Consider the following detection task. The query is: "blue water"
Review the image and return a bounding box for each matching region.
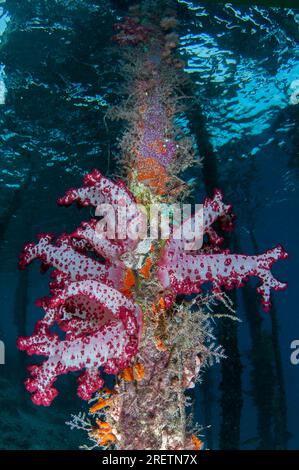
[0,0,298,449]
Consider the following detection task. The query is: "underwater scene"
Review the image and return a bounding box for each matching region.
[0,0,298,451]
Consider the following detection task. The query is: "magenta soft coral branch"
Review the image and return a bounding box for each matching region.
[158,189,287,310]
[158,244,288,310]
[17,172,143,406]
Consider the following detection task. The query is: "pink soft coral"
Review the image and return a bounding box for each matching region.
[158,190,288,311]
[17,170,143,406]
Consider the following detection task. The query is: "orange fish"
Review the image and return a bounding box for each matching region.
[133,363,145,381]
[140,257,152,279]
[122,366,134,382]
[191,434,203,450]
[89,398,112,414]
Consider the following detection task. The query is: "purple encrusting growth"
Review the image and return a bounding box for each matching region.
[138,90,176,168]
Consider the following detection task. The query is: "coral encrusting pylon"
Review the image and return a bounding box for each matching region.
[17,1,287,450]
